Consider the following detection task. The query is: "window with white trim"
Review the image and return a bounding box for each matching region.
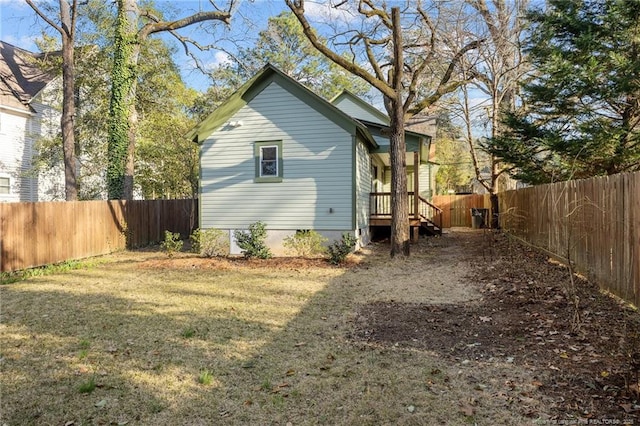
[0,177,10,194]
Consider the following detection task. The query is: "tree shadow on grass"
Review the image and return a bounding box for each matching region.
[1,232,540,425]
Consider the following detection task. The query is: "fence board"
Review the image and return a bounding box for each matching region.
[498,172,640,307]
[433,194,491,228]
[1,199,197,273]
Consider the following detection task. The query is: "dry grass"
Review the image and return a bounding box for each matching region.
[2,232,537,425]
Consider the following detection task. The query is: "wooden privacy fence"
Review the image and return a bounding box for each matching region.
[0,199,198,273]
[432,194,491,228]
[498,172,639,307]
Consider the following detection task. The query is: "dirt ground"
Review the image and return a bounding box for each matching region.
[350,229,640,423]
[138,228,640,422]
[4,228,639,424]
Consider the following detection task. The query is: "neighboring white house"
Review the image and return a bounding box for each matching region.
[188,64,440,255]
[0,41,65,202]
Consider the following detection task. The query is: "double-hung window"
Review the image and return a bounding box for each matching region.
[254,141,283,182]
[0,177,10,194]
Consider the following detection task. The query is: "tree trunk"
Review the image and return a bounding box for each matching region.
[60,23,78,200]
[386,7,410,257]
[387,98,410,257]
[123,94,138,199]
[490,191,499,229]
[59,0,78,200]
[108,0,139,199]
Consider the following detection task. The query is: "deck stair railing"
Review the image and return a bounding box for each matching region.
[370,192,443,230]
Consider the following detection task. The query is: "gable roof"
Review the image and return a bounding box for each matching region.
[0,41,58,112]
[330,89,389,126]
[187,63,378,149]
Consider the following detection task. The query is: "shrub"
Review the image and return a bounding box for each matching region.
[191,228,229,257]
[327,232,357,265]
[283,230,328,257]
[161,231,183,257]
[233,221,272,259]
[189,229,202,253]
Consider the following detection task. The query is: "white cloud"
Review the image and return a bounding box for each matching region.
[211,51,231,67]
[303,1,359,24]
[2,34,38,51]
[0,0,28,5]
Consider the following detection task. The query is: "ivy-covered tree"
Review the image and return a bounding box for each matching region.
[107,0,232,200]
[486,0,640,183]
[66,2,201,200]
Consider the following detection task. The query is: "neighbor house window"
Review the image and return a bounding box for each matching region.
[0,177,10,194]
[254,141,283,183]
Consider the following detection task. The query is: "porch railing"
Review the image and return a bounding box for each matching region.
[370,192,443,229]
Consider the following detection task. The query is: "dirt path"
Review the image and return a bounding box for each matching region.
[347,228,485,305]
[348,228,640,423]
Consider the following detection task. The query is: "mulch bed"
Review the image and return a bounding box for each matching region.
[350,231,640,422]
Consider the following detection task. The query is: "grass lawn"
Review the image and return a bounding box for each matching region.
[1,236,541,425]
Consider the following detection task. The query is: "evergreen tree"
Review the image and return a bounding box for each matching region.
[487,0,640,183]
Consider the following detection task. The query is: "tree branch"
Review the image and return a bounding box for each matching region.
[139,8,231,39]
[358,0,392,29]
[286,0,394,98]
[408,39,483,115]
[26,0,64,35]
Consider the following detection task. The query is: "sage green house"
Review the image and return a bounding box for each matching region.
[188,64,440,255]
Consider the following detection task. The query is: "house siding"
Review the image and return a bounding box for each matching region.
[200,81,355,248]
[419,163,432,199]
[332,95,387,125]
[33,81,65,201]
[0,78,64,202]
[355,135,372,245]
[0,107,34,202]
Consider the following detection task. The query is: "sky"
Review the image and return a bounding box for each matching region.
[0,0,491,136]
[0,0,290,92]
[0,0,363,93]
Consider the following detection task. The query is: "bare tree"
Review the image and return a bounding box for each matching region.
[26,0,81,201]
[286,1,481,256]
[107,0,234,200]
[461,0,529,228]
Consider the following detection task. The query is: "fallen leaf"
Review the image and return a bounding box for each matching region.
[519,396,536,405]
[559,352,569,359]
[620,403,633,413]
[459,403,475,417]
[271,382,290,393]
[285,369,296,376]
[600,371,609,377]
[94,399,107,408]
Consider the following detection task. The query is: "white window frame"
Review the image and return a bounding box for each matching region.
[0,176,11,195]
